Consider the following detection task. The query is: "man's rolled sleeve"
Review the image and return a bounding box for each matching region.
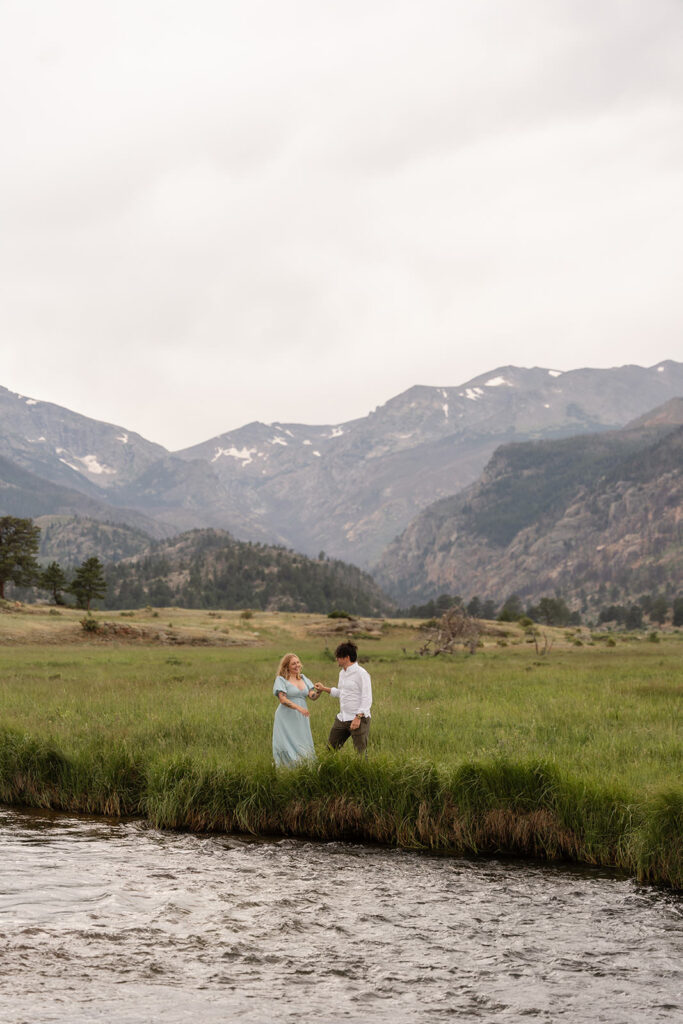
[357,672,372,718]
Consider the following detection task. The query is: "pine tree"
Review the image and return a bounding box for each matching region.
[40,561,68,605]
[70,557,107,610]
[0,516,40,599]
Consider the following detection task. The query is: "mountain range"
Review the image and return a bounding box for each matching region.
[3,360,682,574]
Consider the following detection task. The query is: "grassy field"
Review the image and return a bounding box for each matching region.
[1,603,681,887]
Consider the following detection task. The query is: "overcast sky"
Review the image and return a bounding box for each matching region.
[1,1,682,450]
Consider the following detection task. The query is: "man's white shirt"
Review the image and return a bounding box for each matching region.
[330,663,372,721]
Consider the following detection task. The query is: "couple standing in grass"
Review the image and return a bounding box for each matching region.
[272,641,372,767]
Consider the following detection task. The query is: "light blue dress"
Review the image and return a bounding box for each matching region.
[272,674,316,767]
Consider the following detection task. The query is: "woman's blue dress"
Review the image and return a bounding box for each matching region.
[272,674,316,767]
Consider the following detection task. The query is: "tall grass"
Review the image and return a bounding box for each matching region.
[0,638,680,886]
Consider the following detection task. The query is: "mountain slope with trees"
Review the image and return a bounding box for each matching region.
[36,516,155,566]
[104,529,392,615]
[375,400,683,611]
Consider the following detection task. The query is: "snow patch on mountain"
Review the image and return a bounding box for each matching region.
[76,454,117,475]
[484,376,511,387]
[270,436,288,446]
[548,370,562,377]
[53,448,115,475]
[212,446,257,466]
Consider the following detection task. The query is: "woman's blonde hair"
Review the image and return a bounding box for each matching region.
[278,652,302,678]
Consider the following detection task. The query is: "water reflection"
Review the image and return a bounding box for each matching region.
[0,807,680,1023]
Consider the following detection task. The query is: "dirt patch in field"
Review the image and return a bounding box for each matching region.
[306,617,384,640]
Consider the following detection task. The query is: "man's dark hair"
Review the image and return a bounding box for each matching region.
[335,641,358,662]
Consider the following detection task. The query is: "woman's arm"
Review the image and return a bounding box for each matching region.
[307,688,319,700]
[277,692,310,716]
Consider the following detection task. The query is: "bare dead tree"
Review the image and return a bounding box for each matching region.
[533,630,554,656]
[418,606,481,656]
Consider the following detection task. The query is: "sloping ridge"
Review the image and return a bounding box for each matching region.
[0,454,167,538]
[374,400,683,607]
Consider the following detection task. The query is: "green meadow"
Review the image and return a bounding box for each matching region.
[0,605,681,887]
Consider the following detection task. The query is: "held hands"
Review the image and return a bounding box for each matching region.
[314,682,329,694]
[299,707,310,718]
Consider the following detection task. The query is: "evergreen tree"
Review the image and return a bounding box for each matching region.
[624,604,643,630]
[0,516,40,599]
[40,561,68,605]
[650,595,669,625]
[70,557,107,610]
[527,596,575,626]
[498,594,523,622]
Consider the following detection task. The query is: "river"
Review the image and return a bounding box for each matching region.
[0,807,680,1022]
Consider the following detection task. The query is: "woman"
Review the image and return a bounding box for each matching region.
[272,652,319,767]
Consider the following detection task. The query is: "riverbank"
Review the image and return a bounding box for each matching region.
[0,608,680,887]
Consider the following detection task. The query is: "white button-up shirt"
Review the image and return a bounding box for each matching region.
[330,662,372,721]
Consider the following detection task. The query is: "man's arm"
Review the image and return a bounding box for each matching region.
[314,682,340,698]
[355,667,372,718]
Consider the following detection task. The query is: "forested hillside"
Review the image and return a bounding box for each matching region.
[104,529,391,615]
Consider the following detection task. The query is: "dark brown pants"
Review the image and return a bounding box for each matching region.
[327,717,370,755]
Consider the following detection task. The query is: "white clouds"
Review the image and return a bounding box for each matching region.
[1,1,682,448]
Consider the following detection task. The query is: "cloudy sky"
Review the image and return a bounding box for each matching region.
[2,1,682,450]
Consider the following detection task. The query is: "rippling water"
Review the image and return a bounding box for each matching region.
[0,808,680,1023]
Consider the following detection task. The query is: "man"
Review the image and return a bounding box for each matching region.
[315,641,372,754]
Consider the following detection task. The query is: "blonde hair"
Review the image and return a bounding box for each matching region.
[278,652,302,679]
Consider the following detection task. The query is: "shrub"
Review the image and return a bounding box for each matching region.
[327,609,353,620]
[80,615,99,633]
